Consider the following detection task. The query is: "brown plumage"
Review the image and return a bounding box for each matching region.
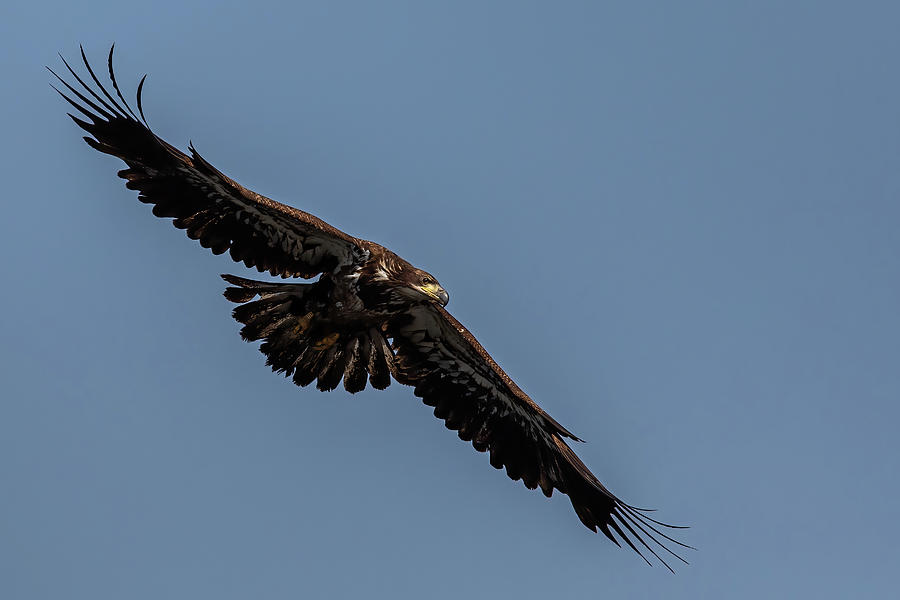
[51,46,692,571]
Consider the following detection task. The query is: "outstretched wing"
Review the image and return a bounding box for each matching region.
[50,47,366,279]
[390,304,692,571]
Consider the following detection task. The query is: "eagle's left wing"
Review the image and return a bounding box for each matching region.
[390,304,691,571]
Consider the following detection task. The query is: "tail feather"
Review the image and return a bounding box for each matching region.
[221,274,393,393]
[342,338,368,393]
[316,344,345,391]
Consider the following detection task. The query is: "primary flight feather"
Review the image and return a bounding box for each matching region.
[51,46,691,571]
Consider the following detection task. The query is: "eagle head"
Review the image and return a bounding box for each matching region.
[409,269,450,306]
[370,252,449,307]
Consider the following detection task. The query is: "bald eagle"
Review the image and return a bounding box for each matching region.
[51,47,691,571]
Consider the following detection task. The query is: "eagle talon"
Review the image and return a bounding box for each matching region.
[312,332,340,350]
[294,312,314,335]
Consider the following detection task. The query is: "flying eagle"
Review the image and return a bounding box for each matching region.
[51,47,691,571]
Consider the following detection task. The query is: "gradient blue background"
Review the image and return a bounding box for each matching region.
[2,1,898,597]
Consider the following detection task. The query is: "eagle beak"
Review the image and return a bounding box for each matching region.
[437,288,450,306]
[420,283,450,306]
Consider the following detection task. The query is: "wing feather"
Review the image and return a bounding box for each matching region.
[53,47,366,279]
[390,304,692,571]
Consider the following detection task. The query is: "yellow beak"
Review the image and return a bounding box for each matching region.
[419,283,450,306]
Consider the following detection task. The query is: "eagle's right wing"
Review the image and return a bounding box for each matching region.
[390,303,692,571]
[51,47,365,279]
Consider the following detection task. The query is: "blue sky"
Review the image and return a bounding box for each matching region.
[2,1,898,597]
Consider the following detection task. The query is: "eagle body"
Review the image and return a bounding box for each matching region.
[224,244,449,394]
[51,47,690,571]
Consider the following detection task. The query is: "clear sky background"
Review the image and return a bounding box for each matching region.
[2,1,898,598]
